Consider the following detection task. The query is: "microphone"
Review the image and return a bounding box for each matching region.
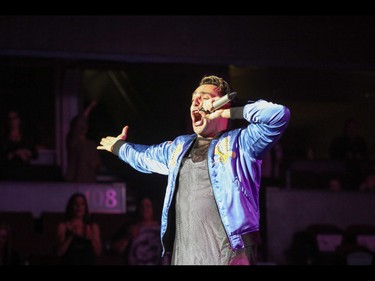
[200,92,237,114]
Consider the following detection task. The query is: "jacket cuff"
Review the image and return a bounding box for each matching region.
[230,106,245,119]
[112,140,126,155]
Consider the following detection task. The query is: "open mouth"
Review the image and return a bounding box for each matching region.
[192,110,204,126]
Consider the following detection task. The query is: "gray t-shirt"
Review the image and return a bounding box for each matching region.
[171,138,234,265]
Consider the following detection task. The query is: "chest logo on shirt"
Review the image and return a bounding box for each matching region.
[214,136,236,164]
[169,143,183,168]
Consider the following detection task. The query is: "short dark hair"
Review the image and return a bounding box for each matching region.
[199,75,231,96]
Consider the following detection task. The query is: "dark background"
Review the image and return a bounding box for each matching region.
[1,14,375,213]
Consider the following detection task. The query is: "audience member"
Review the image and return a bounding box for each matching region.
[330,118,369,188]
[329,118,368,162]
[56,193,102,265]
[0,109,38,180]
[111,197,163,265]
[262,142,285,186]
[0,223,21,265]
[359,171,375,192]
[328,176,342,191]
[65,99,101,183]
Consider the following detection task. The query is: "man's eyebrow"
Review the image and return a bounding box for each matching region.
[192,91,213,96]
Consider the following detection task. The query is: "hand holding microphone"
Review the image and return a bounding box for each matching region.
[199,92,237,114]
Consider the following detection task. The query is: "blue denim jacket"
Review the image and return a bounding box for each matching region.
[113,100,290,255]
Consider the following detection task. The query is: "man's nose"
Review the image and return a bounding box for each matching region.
[193,97,202,106]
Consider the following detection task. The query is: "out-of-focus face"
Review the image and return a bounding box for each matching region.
[8,111,20,127]
[72,196,87,218]
[190,84,228,138]
[140,198,154,221]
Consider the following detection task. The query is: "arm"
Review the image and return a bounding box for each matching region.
[56,222,74,257]
[86,223,102,257]
[111,224,138,255]
[97,126,171,175]
[68,99,98,146]
[83,99,98,119]
[240,100,290,159]
[111,236,131,255]
[205,100,290,159]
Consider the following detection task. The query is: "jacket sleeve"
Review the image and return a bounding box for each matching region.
[112,140,173,175]
[237,99,290,159]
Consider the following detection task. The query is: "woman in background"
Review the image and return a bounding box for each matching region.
[57,193,102,265]
[0,223,21,265]
[111,197,163,265]
[0,110,38,180]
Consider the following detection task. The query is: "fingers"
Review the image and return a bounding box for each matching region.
[204,109,224,120]
[97,136,116,151]
[119,126,129,140]
[199,99,215,114]
[97,125,129,152]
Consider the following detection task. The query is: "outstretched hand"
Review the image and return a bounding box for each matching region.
[97,126,129,153]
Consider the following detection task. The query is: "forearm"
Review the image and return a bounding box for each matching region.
[91,238,102,256]
[111,238,130,254]
[243,100,290,126]
[241,100,290,159]
[57,235,73,257]
[114,141,170,175]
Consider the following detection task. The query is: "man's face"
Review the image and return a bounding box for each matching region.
[190,84,228,138]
